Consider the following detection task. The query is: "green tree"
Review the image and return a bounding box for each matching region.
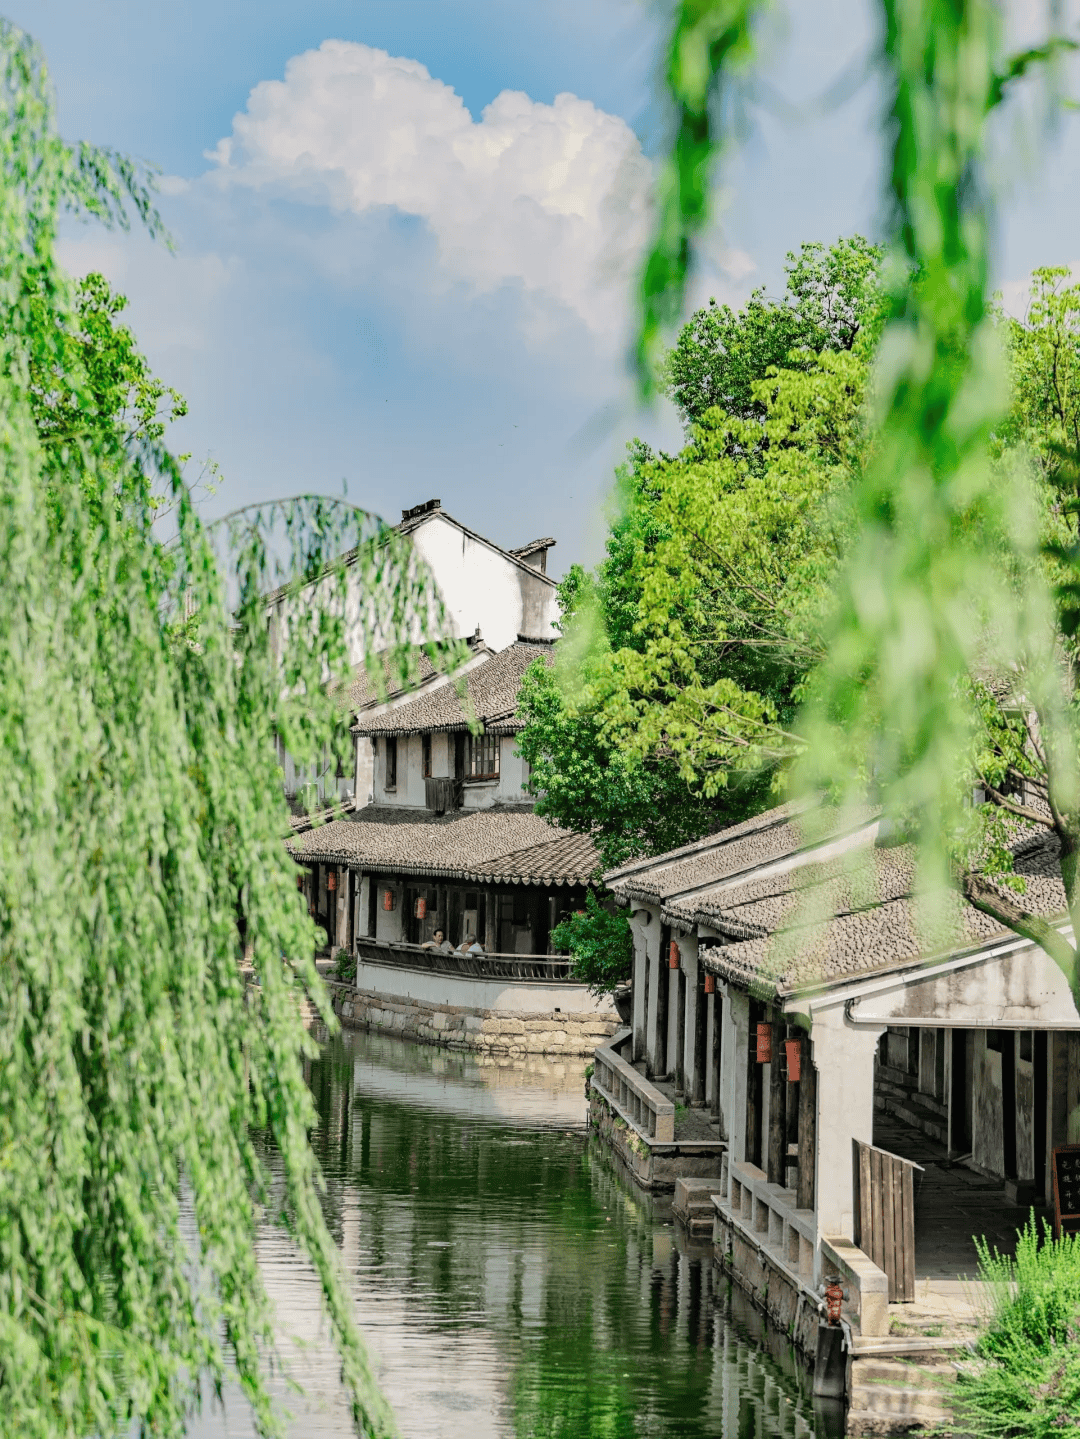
[0,23,459,1437]
[638,0,1080,1024]
[519,285,873,869]
[517,447,733,868]
[662,236,882,428]
[550,892,634,994]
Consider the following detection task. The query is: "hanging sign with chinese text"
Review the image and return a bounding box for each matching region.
[784,1038,801,1082]
[755,1022,772,1064]
[1052,1144,1080,1237]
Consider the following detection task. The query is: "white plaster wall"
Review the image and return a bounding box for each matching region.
[809,1004,884,1265]
[409,514,558,649]
[354,958,612,1015]
[498,740,531,803]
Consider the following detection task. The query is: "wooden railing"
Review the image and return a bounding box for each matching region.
[591,1034,675,1141]
[355,936,578,983]
[853,1139,922,1302]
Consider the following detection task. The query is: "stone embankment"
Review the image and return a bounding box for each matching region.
[325,980,618,1057]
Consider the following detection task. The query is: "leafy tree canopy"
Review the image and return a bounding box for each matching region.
[661,236,883,429]
[640,0,1080,1013]
[0,23,457,1437]
[519,268,872,868]
[550,892,634,994]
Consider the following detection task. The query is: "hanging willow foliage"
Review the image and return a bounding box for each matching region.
[0,21,465,1437]
[643,1,1080,1005]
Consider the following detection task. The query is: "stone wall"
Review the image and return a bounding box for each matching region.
[327,980,618,1056]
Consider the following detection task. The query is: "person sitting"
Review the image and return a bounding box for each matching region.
[458,933,485,955]
[421,928,453,953]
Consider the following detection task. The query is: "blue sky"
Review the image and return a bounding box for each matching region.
[11,1,1080,570]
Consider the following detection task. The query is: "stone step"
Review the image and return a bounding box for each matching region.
[887,1099,948,1144]
[845,1403,952,1436]
[848,1384,954,1418]
[851,1358,957,1387]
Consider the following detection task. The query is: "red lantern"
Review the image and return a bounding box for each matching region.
[327,870,337,892]
[825,1279,844,1325]
[383,888,394,911]
[668,941,680,970]
[756,1022,772,1064]
[703,972,716,994]
[416,896,427,919]
[785,1038,802,1082]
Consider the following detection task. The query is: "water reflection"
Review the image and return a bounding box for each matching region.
[194,1030,839,1439]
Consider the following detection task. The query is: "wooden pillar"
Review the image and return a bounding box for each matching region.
[797,1030,817,1211]
[711,992,722,1122]
[675,967,688,1095]
[655,943,669,1078]
[484,888,498,953]
[692,967,707,1105]
[746,1000,762,1168]
[767,1017,787,1185]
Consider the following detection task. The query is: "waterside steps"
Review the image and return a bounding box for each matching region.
[589,1029,725,1192]
[845,1337,966,1436]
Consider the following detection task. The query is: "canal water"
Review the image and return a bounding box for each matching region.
[195,1029,841,1439]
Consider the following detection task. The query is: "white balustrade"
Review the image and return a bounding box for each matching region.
[591,1034,675,1142]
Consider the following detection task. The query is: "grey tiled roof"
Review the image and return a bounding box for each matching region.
[474,831,599,886]
[288,804,595,886]
[354,641,553,737]
[697,829,1066,997]
[605,798,838,905]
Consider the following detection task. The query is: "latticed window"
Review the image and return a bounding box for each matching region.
[468,732,499,779]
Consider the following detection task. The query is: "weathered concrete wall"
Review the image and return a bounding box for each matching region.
[712,1209,821,1366]
[587,1089,724,1192]
[329,982,617,1056]
[848,938,1080,1029]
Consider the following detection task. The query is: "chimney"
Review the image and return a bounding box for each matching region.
[401,498,442,523]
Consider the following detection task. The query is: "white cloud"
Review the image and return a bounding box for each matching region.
[206,40,654,340]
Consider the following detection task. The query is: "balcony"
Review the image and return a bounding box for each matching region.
[355,936,575,983]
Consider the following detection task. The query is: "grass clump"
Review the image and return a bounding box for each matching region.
[954,1216,1080,1437]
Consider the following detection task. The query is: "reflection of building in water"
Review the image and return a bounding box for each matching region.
[285,1035,827,1439]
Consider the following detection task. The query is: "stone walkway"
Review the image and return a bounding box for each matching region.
[874,1111,1043,1337]
[651,1078,726,1142]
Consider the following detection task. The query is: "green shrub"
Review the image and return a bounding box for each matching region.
[551,892,632,994]
[332,949,357,984]
[955,1216,1080,1438]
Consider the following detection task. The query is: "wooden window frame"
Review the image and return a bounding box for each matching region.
[422,733,432,779]
[467,731,499,781]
